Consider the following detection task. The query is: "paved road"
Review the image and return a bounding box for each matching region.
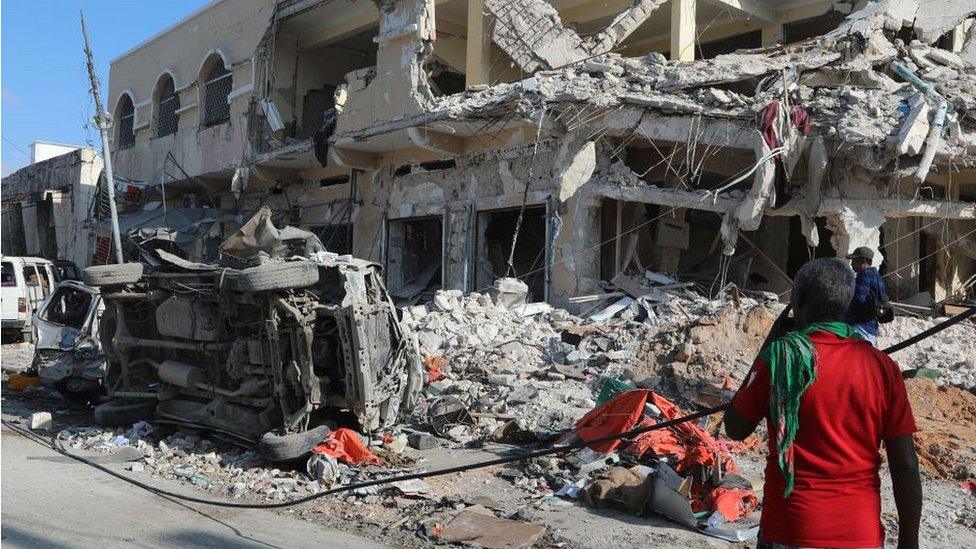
[1,425,390,549]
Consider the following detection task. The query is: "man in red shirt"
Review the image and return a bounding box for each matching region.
[724,258,921,549]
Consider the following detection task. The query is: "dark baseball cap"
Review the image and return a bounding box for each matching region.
[845,246,874,261]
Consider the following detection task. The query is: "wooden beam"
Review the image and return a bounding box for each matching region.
[465,0,490,87]
[670,0,696,61]
[712,0,776,24]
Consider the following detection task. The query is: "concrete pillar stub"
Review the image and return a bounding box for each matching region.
[670,0,696,61]
[825,206,886,269]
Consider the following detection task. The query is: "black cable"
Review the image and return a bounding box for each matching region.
[5,306,973,510]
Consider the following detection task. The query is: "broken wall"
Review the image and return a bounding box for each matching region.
[345,136,602,309]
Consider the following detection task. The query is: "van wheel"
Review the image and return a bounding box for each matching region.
[94,399,156,427]
[258,425,331,462]
[233,262,319,292]
[82,263,144,287]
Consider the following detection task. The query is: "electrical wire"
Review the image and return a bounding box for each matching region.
[4,305,973,510]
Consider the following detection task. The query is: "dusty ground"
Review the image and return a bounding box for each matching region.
[906,378,976,482]
[3,308,975,549]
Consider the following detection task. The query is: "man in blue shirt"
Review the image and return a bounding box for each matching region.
[843,246,888,346]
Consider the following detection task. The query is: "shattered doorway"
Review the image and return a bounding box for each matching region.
[475,205,548,302]
[385,215,443,303]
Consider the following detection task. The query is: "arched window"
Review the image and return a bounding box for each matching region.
[155,74,180,137]
[116,94,135,150]
[201,56,232,127]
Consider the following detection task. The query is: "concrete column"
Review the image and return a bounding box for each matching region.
[825,205,886,268]
[761,23,783,47]
[949,19,971,52]
[51,190,72,262]
[550,195,602,313]
[670,0,696,61]
[465,0,491,87]
[881,217,921,301]
[20,201,39,256]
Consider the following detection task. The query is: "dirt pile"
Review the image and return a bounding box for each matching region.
[906,378,976,482]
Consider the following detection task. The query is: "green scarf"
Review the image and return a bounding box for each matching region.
[760,321,860,497]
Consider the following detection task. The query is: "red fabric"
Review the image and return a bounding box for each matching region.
[625,418,685,462]
[312,427,380,465]
[645,392,738,474]
[712,488,760,521]
[573,389,649,453]
[582,389,739,474]
[760,101,811,208]
[732,331,917,548]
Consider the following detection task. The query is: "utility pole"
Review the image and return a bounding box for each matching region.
[80,10,123,264]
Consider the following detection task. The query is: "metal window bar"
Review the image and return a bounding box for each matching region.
[315,224,354,256]
[156,81,179,137]
[203,64,232,127]
[117,100,135,150]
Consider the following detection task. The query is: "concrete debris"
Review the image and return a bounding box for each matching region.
[485,0,666,73]
[25,411,52,431]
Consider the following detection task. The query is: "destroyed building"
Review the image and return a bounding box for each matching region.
[99,0,976,310]
[1,146,103,269]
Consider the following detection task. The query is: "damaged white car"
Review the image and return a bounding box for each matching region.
[32,280,107,402]
[82,208,423,461]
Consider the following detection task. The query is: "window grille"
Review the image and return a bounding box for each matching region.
[117,96,135,150]
[156,78,179,137]
[315,224,354,256]
[203,62,232,127]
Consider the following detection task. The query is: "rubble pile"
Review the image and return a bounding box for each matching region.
[62,423,387,500]
[880,315,976,389]
[403,283,781,429]
[444,1,976,167]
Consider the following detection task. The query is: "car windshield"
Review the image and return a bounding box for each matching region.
[1,262,15,287]
[40,286,93,328]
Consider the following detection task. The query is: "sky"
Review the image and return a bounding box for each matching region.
[1,0,210,177]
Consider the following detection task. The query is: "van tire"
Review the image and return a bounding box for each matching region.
[234,262,319,292]
[259,425,331,462]
[83,263,144,287]
[94,399,156,427]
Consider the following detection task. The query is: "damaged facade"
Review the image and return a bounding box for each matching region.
[104,0,976,309]
[1,147,103,269]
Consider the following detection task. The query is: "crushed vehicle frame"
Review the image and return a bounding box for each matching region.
[32,279,106,401]
[84,220,422,461]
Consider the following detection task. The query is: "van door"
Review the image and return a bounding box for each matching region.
[22,264,48,320]
[43,264,56,294]
[34,283,99,351]
[1,260,22,323]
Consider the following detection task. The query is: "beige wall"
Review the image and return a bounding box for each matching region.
[108,0,275,183]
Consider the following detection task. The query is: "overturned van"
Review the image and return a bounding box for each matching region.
[84,209,423,461]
